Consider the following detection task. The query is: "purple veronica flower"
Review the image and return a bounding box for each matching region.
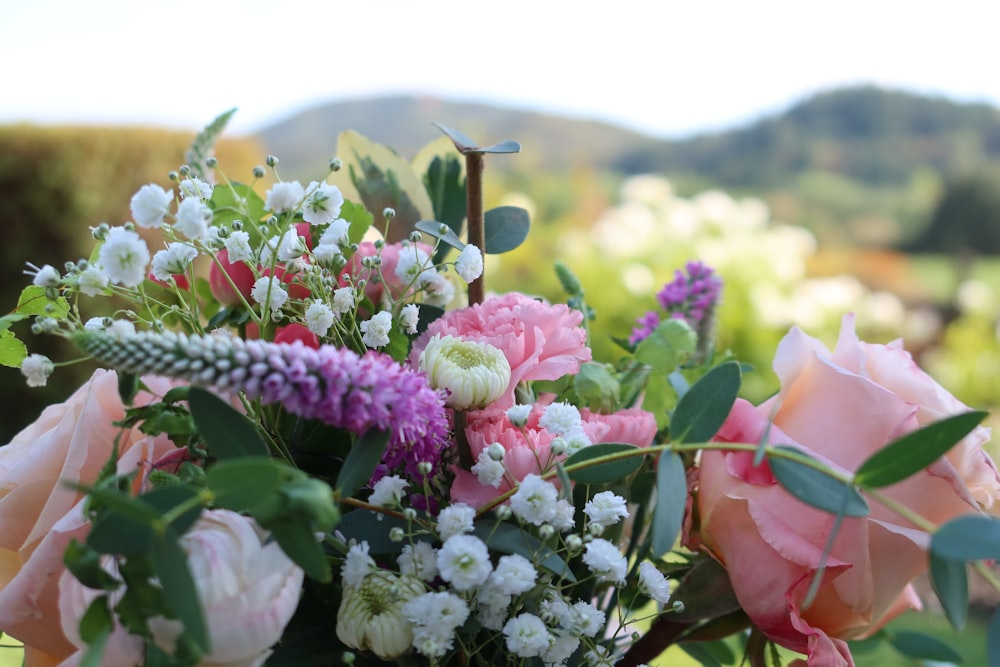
[72,330,450,483]
[629,261,722,345]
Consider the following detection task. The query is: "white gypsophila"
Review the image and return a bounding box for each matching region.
[539,593,570,626]
[584,491,630,528]
[419,335,511,410]
[224,230,254,263]
[76,264,110,297]
[178,177,212,200]
[302,181,344,226]
[509,474,559,526]
[436,503,475,540]
[98,226,150,287]
[251,276,289,314]
[475,581,512,631]
[549,499,576,532]
[506,404,533,427]
[539,402,583,437]
[561,431,593,457]
[130,183,172,228]
[311,243,342,267]
[454,244,484,283]
[400,303,419,335]
[422,273,455,307]
[83,317,110,331]
[369,475,408,508]
[403,591,470,659]
[471,449,506,488]
[174,197,212,241]
[318,217,351,246]
[502,613,551,658]
[304,301,335,336]
[490,554,537,596]
[397,541,438,582]
[150,243,198,282]
[565,600,604,638]
[584,645,617,666]
[106,319,137,337]
[582,539,627,583]
[30,264,60,288]
[20,354,53,388]
[543,629,580,667]
[638,561,672,604]
[394,245,435,286]
[360,311,393,348]
[436,534,492,591]
[332,286,356,315]
[260,231,307,265]
[265,181,305,213]
[342,542,376,589]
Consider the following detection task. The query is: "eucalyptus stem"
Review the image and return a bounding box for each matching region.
[465,152,485,305]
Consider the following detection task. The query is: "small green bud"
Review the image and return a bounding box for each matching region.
[329,157,342,172]
[205,156,218,168]
[168,170,179,181]
[179,164,192,177]
[383,207,395,220]
[252,165,265,179]
[266,155,279,167]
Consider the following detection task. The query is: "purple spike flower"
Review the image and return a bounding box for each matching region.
[629,261,722,345]
[72,329,451,483]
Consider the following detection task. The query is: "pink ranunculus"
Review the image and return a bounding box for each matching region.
[697,314,999,667]
[0,369,178,665]
[410,292,592,409]
[57,509,304,667]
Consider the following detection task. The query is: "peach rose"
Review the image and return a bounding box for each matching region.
[57,509,304,667]
[697,315,999,666]
[0,369,178,665]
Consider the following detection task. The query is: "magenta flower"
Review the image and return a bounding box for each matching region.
[630,261,722,345]
[72,330,451,482]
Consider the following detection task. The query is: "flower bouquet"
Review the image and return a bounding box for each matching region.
[1,111,999,667]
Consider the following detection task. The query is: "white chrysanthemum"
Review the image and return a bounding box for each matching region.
[77,264,110,297]
[251,277,289,313]
[360,310,393,348]
[303,181,344,226]
[265,181,305,213]
[336,569,423,660]
[638,561,672,604]
[490,554,537,596]
[503,613,551,658]
[20,354,53,388]
[332,286,356,315]
[400,303,419,335]
[584,491,630,528]
[178,177,212,200]
[471,449,506,488]
[397,541,438,582]
[395,245,436,285]
[539,402,584,436]
[30,264,60,288]
[454,244,484,283]
[318,217,351,246]
[98,227,150,287]
[130,183,172,228]
[342,542,376,588]
[174,197,212,241]
[582,539,627,583]
[435,504,475,540]
[150,243,198,282]
[509,474,559,526]
[304,301,335,336]
[369,475,408,507]
[224,230,254,263]
[418,334,511,410]
[436,534,491,591]
[506,404,532,427]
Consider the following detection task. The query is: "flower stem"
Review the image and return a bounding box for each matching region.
[465,152,485,306]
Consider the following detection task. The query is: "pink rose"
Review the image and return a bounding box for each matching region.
[697,314,998,666]
[410,292,592,408]
[0,369,178,664]
[57,509,304,667]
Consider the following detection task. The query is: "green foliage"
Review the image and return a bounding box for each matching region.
[188,387,270,459]
[483,205,530,253]
[652,451,687,557]
[670,361,741,444]
[767,447,869,517]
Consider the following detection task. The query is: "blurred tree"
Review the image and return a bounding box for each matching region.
[912,172,1000,256]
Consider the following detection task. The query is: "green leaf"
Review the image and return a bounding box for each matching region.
[17,285,70,318]
[64,539,120,590]
[206,458,284,512]
[564,443,643,483]
[0,330,27,367]
[671,558,743,622]
[888,630,963,663]
[422,153,466,233]
[142,483,205,535]
[432,123,479,152]
[189,387,269,459]
[416,219,465,252]
[152,531,210,653]
[483,206,530,254]
[671,361,741,444]
[336,510,413,553]
[117,372,140,406]
[768,446,869,517]
[0,312,28,333]
[929,552,968,630]
[634,319,697,374]
[573,362,621,413]
[931,514,1000,561]
[77,597,112,667]
[269,521,331,582]
[335,428,390,498]
[209,182,266,238]
[186,107,236,181]
[339,199,375,245]
[652,451,688,557]
[854,411,988,488]
[988,606,1000,667]
[473,521,575,582]
[478,140,522,154]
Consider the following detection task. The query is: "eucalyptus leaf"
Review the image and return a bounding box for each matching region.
[671,361,741,444]
[888,630,963,663]
[64,539,120,590]
[142,483,205,535]
[87,511,153,555]
[270,521,332,582]
[335,428,390,498]
[77,597,112,667]
[337,510,414,553]
[473,521,575,582]
[929,552,968,630]
[152,531,210,653]
[988,606,1000,667]
[206,458,284,512]
[651,451,687,557]
[483,206,530,254]
[768,446,869,517]
[564,443,643,483]
[432,122,479,153]
[478,140,522,154]
[931,514,1000,561]
[189,387,270,459]
[854,411,988,488]
[634,319,697,375]
[117,372,140,406]
[416,219,465,251]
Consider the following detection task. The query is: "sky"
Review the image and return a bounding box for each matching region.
[2,0,998,139]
